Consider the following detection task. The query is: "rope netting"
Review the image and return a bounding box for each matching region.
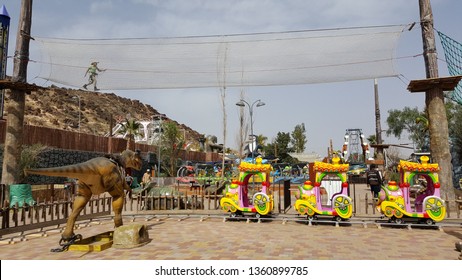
[35,24,407,90]
[437,30,462,104]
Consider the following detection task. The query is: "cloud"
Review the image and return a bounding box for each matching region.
[90,1,115,14]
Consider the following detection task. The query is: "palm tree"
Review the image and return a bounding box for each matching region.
[161,121,185,176]
[118,118,143,150]
[415,115,429,129]
[257,134,268,146]
[367,135,377,145]
[415,115,430,152]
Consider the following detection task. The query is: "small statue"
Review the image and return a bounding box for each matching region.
[83,61,105,91]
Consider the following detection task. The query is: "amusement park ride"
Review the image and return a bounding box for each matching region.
[294,157,353,221]
[377,156,446,224]
[341,128,370,175]
[218,153,446,224]
[172,124,448,224]
[220,157,274,218]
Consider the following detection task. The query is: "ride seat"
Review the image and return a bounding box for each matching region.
[414,182,435,212]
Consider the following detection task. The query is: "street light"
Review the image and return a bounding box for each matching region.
[72,95,81,133]
[236,99,265,162]
[152,114,165,185]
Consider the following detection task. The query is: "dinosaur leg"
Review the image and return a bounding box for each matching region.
[111,193,125,228]
[62,186,92,240]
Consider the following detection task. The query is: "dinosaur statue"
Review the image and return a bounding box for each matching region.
[25,149,143,243]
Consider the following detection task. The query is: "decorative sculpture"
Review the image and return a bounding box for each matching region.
[25,150,142,245]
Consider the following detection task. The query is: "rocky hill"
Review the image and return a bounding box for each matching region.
[9,85,203,146]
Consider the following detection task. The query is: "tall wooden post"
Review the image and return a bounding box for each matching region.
[0,0,33,205]
[419,0,454,200]
[374,79,384,164]
[0,5,10,119]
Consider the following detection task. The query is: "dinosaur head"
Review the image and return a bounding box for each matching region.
[121,149,143,171]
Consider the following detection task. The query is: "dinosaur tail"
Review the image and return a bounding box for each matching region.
[25,160,101,179]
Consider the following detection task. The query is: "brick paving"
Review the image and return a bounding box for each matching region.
[1,183,461,261]
[0,215,461,260]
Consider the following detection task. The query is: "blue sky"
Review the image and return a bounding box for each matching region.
[2,0,462,157]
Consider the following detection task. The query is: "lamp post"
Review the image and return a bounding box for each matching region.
[236,99,265,162]
[152,114,165,185]
[72,95,81,133]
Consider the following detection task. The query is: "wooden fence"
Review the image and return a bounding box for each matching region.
[0,121,219,161]
[0,184,226,238]
[0,194,112,237]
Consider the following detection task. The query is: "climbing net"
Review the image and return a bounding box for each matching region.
[437,30,462,104]
[34,24,407,90]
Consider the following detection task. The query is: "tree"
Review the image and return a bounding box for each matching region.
[118,118,143,150]
[290,123,307,153]
[367,135,377,145]
[256,134,268,146]
[448,101,462,161]
[161,121,185,177]
[386,106,428,151]
[383,146,403,182]
[263,132,294,163]
[366,134,380,159]
[446,100,460,136]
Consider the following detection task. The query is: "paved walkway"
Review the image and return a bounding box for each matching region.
[0,214,461,260]
[1,183,461,261]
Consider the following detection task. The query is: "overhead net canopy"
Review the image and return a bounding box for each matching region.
[437,30,462,104]
[35,25,406,90]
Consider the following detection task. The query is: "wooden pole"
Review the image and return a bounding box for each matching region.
[419,0,454,200]
[374,79,383,146]
[374,79,384,166]
[0,0,32,204]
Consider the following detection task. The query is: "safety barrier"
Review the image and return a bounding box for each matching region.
[1,185,461,238]
[0,195,112,236]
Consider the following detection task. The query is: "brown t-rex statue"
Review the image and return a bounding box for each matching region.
[25,150,142,243]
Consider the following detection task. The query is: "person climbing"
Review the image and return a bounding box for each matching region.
[83,61,105,91]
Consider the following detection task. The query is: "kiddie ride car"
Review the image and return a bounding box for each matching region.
[220,157,273,218]
[377,156,446,225]
[294,157,353,222]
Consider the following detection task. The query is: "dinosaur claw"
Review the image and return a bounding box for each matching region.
[59,234,82,246]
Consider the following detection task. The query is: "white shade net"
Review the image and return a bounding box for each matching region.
[35,25,406,90]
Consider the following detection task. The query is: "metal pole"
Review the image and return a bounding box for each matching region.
[249,102,255,161]
[236,99,265,163]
